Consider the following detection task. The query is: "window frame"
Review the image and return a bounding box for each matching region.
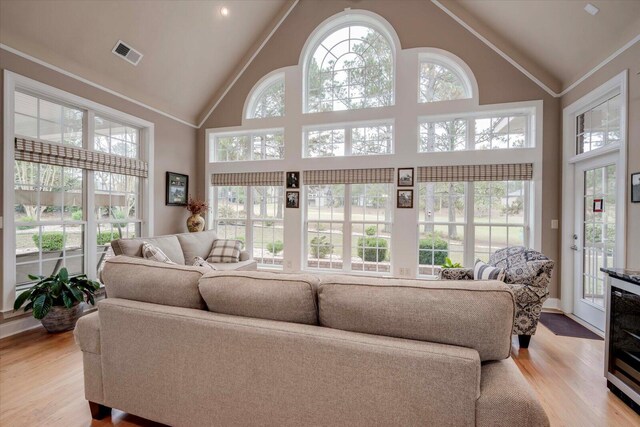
[245,73,286,120]
[210,128,285,162]
[303,119,394,158]
[3,70,154,314]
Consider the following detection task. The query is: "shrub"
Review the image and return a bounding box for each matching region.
[71,210,83,221]
[310,236,333,259]
[418,234,449,266]
[266,240,284,255]
[365,225,377,236]
[357,236,388,262]
[32,232,65,251]
[97,231,121,245]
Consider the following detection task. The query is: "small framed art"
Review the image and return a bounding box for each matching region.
[397,168,414,187]
[632,173,640,203]
[286,191,300,208]
[166,172,188,206]
[286,171,300,189]
[397,189,413,208]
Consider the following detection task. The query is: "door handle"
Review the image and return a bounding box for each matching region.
[570,244,578,251]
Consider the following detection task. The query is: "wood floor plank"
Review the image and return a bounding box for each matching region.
[1,323,638,426]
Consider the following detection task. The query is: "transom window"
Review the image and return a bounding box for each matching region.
[94,116,140,158]
[304,121,393,157]
[419,61,470,103]
[211,129,284,162]
[247,75,285,119]
[576,93,620,154]
[306,24,393,112]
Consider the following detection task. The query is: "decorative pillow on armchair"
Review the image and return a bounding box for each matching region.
[474,260,505,281]
[207,239,242,263]
[142,241,176,264]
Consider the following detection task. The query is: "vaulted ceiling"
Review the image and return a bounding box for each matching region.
[1,0,638,127]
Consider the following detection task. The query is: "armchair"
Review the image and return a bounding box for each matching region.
[440,246,554,348]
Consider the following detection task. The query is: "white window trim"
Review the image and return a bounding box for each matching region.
[303,118,395,158]
[244,71,285,120]
[210,127,284,162]
[2,70,154,314]
[560,70,627,314]
[417,49,477,103]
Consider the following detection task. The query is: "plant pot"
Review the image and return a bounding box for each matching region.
[187,214,205,232]
[41,303,83,333]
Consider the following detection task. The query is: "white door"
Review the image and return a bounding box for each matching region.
[572,154,617,331]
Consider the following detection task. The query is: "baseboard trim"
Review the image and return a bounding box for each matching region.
[565,313,605,338]
[0,315,42,339]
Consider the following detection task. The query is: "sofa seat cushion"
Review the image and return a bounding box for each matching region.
[101,256,209,309]
[476,358,549,426]
[198,271,320,325]
[317,275,515,362]
[111,235,186,265]
[208,259,257,271]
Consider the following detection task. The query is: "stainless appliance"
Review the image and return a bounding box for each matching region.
[603,268,640,414]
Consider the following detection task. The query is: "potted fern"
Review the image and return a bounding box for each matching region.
[13,267,101,333]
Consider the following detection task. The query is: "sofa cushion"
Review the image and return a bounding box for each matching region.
[101,256,209,309]
[198,271,320,325]
[111,235,186,265]
[317,275,515,361]
[193,256,216,270]
[176,230,218,265]
[142,241,176,264]
[207,239,242,263]
[474,260,505,281]
[208,259,257,271]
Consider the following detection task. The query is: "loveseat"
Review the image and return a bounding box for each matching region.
[75,256,549,426]
[440,246,554,348]
[110,229,257,271]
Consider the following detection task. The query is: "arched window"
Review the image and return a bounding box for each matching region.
[419,57,471,103]
[306,23,394,112]
[246,74,285,119]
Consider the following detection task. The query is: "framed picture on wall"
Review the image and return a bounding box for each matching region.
[398,168,414,187]
[166,172,188,206]
[632,172,640,203]
[286,171,300,189]
[286,191,300,208]
[397,189,413,208]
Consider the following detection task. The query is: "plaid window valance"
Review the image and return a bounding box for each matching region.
[15,137,148,178]
[211,171,284,186]
[417,163,533,182]
[303,168,394,185]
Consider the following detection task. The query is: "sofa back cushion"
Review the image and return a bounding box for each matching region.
[198,271,320,325]
[176,230,218,265]
[102,256,209,309]
[317,275,515,361]
[111,235,186,265]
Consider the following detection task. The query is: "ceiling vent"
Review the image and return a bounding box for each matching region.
[112,40,143,66]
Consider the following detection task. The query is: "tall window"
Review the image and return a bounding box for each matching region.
[14,91,82,146]
[94,116,139,158]
[248,76,285,119]
[305,182,392,273]
[419,60,470,103]
[305,121,393,157]
[306,24,393,112]
[576,93,620,154]
[212,185,284,267]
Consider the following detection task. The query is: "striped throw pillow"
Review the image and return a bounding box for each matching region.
[474,260,505,281]
[207,239,242,263]
[141,241,176,264]
[193,256,216,270]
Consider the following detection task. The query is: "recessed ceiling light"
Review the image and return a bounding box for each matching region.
[220,6,229,17]
[584,3,599,16]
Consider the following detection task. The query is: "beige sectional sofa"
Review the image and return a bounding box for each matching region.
[110,230,257,271]
[75,256,549,426]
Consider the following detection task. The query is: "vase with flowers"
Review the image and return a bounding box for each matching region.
[185,196,208,232]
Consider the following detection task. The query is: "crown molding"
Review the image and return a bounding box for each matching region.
[0,43,198,128]
[197,0,299,128]
[431,0,640,99]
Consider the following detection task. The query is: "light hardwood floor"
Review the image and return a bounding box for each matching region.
[1,322,639,427]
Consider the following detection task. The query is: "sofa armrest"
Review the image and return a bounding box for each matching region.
[74,311,101,354]
[239,250,250,261]
[440,268,474,280]
[506,283,549,305]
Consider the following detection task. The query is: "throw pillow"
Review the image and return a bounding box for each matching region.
[193,256,216,270]
[141,241,176,264]
[207,239,242,263]
[474,260,506,281]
